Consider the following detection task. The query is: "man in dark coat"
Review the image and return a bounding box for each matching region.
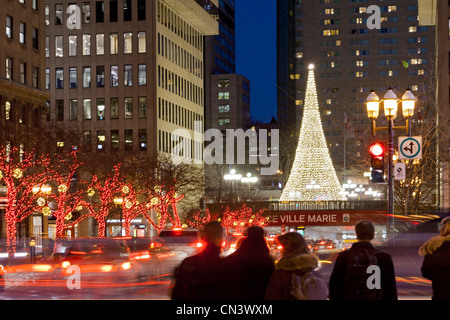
[170,221,226,300]
[329,220,398,300]
[224,226,275,300]
[419,216,450,300]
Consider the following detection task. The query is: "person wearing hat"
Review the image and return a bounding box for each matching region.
[419,216,450,300]
[224,226,275,300]
[265,231,323,300]
[170,221,226,300]
[328,220,397,300]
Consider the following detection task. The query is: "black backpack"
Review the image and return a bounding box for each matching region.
[344,247,382,300]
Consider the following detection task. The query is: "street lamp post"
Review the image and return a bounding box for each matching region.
[365,88,416,240]
[224,169,242,202]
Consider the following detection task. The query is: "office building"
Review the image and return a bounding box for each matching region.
[277,0,435,183]
[44,0,219,233]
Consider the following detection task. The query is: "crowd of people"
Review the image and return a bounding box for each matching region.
[170,217,450,300]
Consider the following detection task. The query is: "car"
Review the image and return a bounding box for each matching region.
[222,233,245,256]
[0,264,4,292]
[158,228,203,264]
[118,236,176,280]
[313,239,336,251]
[56,237,139,289]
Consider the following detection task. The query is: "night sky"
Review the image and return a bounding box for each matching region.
[235,1,277,124]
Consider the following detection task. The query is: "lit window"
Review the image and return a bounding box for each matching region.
[96,34,104,55]
[110,33,118,54]
[138,32,146,53]
[82,34,91,55]
[124,32,132,54]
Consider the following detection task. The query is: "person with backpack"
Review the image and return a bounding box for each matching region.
[419,216,450,300]
[329,220,397,300]
[224,226,275,300]
[170,221,226,300]
[265,232,328,300]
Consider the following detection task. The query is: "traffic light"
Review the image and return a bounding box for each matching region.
[369,142,385,183]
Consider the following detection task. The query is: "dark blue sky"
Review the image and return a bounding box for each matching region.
[235,1,277,124]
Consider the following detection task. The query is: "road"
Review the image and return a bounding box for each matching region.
[0,246,432,300]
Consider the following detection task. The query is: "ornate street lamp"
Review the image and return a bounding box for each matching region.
[365,88,416,239]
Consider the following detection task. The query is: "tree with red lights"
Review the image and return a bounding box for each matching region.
[187,204,267,234]
[83,164,123,237]
[46,150,88,237]
[0,147,53,256]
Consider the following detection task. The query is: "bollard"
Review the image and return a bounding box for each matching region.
[29,237,36,264]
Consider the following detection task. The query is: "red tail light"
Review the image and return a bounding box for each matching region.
[130,251,151,260]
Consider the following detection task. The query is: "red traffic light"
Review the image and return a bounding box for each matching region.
[369,143,384,157]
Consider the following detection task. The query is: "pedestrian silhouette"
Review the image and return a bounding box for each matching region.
[329,220,397,300]
[224,226,275,300]
[419,216,450,300]
[265,232,326,300]
[170,221,226,300]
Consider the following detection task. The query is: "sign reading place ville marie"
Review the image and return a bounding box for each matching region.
[264,210,388,226]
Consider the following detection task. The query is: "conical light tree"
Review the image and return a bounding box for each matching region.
[280,64,347,201]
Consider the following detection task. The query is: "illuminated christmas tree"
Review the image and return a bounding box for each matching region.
[280,65,346,202]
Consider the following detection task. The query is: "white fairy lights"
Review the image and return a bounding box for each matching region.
[280,65,346,202]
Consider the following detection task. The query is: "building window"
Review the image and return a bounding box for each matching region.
[138,64,146,85]
[20,62,26,84]
[110,98,119,119]
[69,35,77,56]
[124,0,132,21]
[45,37,50,57]
[110,33,118,54]
[83,99,91,120]
[110,65,119,87]
[56,100,64,121]
[125,129,133,150]
[82,2,91,24]
[138,97,147,118]
[139,129,147,150]
[6,58,13,80]
[97,98,105,120]
[32,28,39,49]
[5,101,11,121]
[32,67,39,89]
[110,0,118,22]
[218,79,230,88]
[97,131,106,150]
[82,131,91,150]
[69,67,77,88]
[96,1,104,23]
[19,23,26,45]
[218,92,230,100]
[45,5,50,25]
[55,36,63,57]
[82,34,91,55]
[124,98,133,118]
[124,33,133,54]
[124,65,132,86]
[138,32,146,53]
[96,34,104,55]
[96,66,105,87]
[82,67,91,88]
[138,0,146,21]
[219,118,230,126]
[218,105,230,113]
[56,68,64,89]
[6,16,13,39]
[45,68,50,89]
[55,4,63,25]
[69,99,78,121]
[111,130,119,150]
